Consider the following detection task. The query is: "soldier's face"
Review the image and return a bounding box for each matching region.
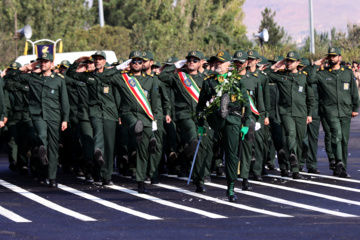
[328,55,341,66]
[234,60,248,71]
[86,62,95,71]
[142,60,153,71]
[186,57,200,71]
[93,56,106,70]
[214,60,230,74]
[286,59,300,71]
[40,59,53,72]
[130,58,143,72]
[247,58,258,67]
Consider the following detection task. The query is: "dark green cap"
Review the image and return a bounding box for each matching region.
[186,50,203,60]
[286,51,301,61]
[327,47,341,56]
[233,50,248,63]
[60,60,70,68]
[8,62,22,69]
[152,61,161,68]
[299,58,310,67]
[213,50,232,62]
[257,56,268,65]
[268,56,284,63]
[129,50,143,59]
[85,57,94,63]
[37,53,54,61]
[142,51,154,61]
[91,50,107,60]
[248,50,260,59]
[163,57,178,65]
[205,57,211,62]
[111,62,119,66]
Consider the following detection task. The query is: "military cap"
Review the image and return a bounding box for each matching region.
[142,51,154,61]
[8,62,22,69]
[248,50,260,59]
[212,50,232,62]
[129,50,143,59]
[152,61,161,68]
[85,57,94,63]
[205,56,211,62]
[118,59,125,64]
[232,50,248,63]
[163,57,178,65]
[327,47,341,56]
[268,56,285,63]
[257,56,268,67]
[37,53,54,61]
[299,58,310,67]
[111,62,119,66]
[60,60,70,68]
[286,51,301,61]
[196,51,205,60]
[186,50,202,60]
[91,50,107,59]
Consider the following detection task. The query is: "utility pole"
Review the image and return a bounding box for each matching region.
[98,0,105,27]
[309,0,315,54]
[14,12,18,58]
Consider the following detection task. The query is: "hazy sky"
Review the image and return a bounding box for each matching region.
[243,0,360,45]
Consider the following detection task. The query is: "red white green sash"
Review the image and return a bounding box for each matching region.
[178,72,200,103]
[247,91,259,116]
[122,73,154,120]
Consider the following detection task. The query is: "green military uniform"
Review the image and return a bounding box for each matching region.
[67,51,119,184]
[6,53,70,182]
[247,50,270,178]
[268,51,315,177]
[312,47,359,177]
[197,51,251,201]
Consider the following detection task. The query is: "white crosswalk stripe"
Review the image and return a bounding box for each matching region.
[0,206,31,223]
[0,179,96,222]
[57,184,162,220]
[106,184,227,219]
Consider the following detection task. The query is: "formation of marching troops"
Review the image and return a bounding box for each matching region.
[0,46,358,202]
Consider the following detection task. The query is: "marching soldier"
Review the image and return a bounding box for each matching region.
[312,47,359,178]
[197,50,251,202]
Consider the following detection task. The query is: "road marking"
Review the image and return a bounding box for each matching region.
[0,179,96,222]
[106,185,227,219]
[275,168,360,184]
[204,182,358,218]
[164,175,358,217]
[0,206,31,223]
[266,174,360,193]
[238,178,360,206]
[57,184,161,220]
[152,183,292,217]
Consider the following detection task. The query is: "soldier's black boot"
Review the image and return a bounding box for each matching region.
[134,120,144,143]
[220,93,230,118]
[277,149,286,165]
[39,145,49,165]
[242,178,253,191]
[281,169,291,177]
[138,181,149,194]
[333,161,344,177]
[49,179,57,188]
[195,183,207,193]
[226,181,238,202]
[94,148,104,166]
[329,159,336,170]
[289,153,298,168]
[292,172,306,180]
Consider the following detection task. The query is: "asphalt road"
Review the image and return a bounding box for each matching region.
[1,118,360,240]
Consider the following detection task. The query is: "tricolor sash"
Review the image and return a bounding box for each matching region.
[247,91,259,116]
[178,72,200,103]
[122,73,154,120]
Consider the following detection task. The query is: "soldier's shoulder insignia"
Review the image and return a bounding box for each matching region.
[303,71,308,75]
[261,71,267,75]
[341,67,345,71]
[253,73,258,77]
[320,67,324,71]
[155,72,159,75]
[57,73,65,78]
[120,71,125,74]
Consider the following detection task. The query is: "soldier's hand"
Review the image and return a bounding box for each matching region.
[271,59,286,70]
[314,57,326,66]
[352,112,358,118]
[165,115,171,123]
[3,117,8,125]
[306,116,312,124]
[0,121,4,128]
[119,118,122,125]
[1,69,8,78]
[61,122,68,131]
[264,117,269,125]
[76,56,90,63]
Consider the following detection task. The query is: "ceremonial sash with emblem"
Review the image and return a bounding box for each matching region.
[122,73,154,121]
[247,91,259,116]
[178,72,200,102]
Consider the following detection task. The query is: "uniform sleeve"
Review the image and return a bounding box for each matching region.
[261,74,270,118]
[256,79,265,116]
[158,65,176,86]
[60,77,70,122]
[196,80,211,126]
[306,83,315,116]
[67,63,92,83]
[158,80,171,117]
[241,87,251,127]
[307,65,319,84]
[350,71,360,112]
[268,71,283,83]
[0,79,6,121]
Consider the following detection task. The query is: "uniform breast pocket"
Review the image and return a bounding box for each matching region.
[341,78,351,91]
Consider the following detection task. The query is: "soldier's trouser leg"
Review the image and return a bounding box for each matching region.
[7,123,18,165]
[253,117,265,176]
[148,123,164,179]
[17,121,30,168]
[192,123,214,185]
[326,116,351,169]
[280,115,306,173]
[240,123,255,179]
[269,116,287,170]
[102,119,117,180]
[306,117,320,170]
[135,126,152,182]
[300,127,308,168]
[33,119,61,180]
[223,123,241,182]
[79,120,94,172]
[321,117,335,161]
[164,121,178,172]
[176,118,197,171]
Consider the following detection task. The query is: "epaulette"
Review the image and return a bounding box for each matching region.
[121,71,125,74]
[348,66,352,70]
[204,76,210,80]
[278,69,285,72]
[253,73,258,77]
[303,71,308,75]
[261,70,267,76]
[57,73,65,78]
[341,67,345,71]
[155,72,159,75]
[142,73,146,77]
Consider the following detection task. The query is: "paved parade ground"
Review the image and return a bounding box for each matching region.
[1,118,360,240]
